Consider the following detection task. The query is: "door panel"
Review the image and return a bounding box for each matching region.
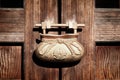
[24,0,59,80]
[0,9,24,42]
[61,0,94,80]
[0,0,120,80]
[0,43,23,80]
[95,46,120,80]
[0,1,24,80]
[95,9,120,41]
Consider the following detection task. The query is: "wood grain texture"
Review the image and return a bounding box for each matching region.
[95,8,120,41]
[0,45,22,79]
[62,0,95,80]
[24,0,59,80]
[0,8,24,42]
[0,33,24,42]
[95,46,120,80]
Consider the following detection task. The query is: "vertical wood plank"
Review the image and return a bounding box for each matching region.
[24,0,59,80]
[24,0,33,79]
[62,0,95,80]
[0,46,21,79]
[95,46,120,80]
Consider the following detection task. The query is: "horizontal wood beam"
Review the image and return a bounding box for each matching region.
[0,33,24,42]
[95,9,120,41]
[35,23,85,28]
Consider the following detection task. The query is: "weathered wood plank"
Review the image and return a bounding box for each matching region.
[95,9,120,25]
[24,0,59,80]
[0,9,24,17]
[95,46,120,80]
[0,33,24,42]
[0,18,24,24]
[0,23,24,33]
[0,45,22,79]
[0,8,24,42]
[62,0,95,80]
[0,9,24,24]
[95,9,120,41]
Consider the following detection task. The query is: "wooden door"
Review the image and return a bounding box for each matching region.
[61,0,94,80]
[24,0,59,80]
[25,0,120,80]
[0,0,120,80]
[25,0,94,80]
[0,0,24,80]
[95,44,120,80]
[94,0,120,80]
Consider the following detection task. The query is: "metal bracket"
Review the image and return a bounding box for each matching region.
[35,22,85,34]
